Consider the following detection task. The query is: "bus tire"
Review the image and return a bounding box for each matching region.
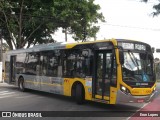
[18,77,25,92]
[75,84,84,104]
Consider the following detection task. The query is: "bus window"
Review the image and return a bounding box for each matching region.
[26,52,40,75]
[48,55,57,76]
[40,50,62,77]
[40,52,48,76]
[63,50,76,77]
[63,49,92,78]
[16,53,26,74]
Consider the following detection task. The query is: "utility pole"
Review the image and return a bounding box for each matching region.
[0,28,2,83]
[63,28,68,42]
[65,28,67,42]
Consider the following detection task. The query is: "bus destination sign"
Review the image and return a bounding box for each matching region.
[135,44,146,51]
[121,42,146,51]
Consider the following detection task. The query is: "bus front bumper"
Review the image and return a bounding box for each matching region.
[116,90,158,104]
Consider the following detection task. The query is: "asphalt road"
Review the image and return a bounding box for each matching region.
[0,83,159,120]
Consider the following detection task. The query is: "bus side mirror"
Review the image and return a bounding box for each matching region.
[118,47,124,65]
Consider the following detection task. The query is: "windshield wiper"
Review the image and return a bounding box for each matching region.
[128,50,140,72]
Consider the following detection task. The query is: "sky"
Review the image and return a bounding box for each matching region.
[54,0,160,58]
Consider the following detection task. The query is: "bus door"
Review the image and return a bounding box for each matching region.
[10,56,16,83]
[93,50,113,102]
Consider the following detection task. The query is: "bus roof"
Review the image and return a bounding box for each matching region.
[6,39,150,55]
[6,39,111,54]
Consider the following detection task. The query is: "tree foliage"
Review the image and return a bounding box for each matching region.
[54,0,105,41]
[0,0,105,49]
[143,0,160,16]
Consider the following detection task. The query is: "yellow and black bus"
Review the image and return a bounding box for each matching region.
[4,39,157,104]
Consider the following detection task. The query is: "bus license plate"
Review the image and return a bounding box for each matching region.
[137,99,144,103]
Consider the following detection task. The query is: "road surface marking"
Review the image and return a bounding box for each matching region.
[0,91,10,93]
[0,95,15,98]
[0,92,15,96]
[126,102,150,120]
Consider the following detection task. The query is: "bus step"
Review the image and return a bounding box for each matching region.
[93,98,109,104]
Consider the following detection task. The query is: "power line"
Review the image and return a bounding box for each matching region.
[96,0,160,31]
[97,22,160,31]
[127,0,158,4]
[2,12,160,31]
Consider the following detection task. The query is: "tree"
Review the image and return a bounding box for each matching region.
[0,0,56,49]
[0,0,105,50]
[143,0,160,16]
[54,0,105,42]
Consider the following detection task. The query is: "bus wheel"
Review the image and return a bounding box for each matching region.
[75,84,84,104]
[18,77,25,92]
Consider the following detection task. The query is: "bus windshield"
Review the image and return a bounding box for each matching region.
[122,51,154,82]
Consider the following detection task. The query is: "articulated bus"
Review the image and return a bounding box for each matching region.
[4,39,157,104]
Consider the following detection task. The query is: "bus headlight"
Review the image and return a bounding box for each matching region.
[154,87,156,91]
[153,87,156,93]
[121,86,126,91]
[120,85,130,95]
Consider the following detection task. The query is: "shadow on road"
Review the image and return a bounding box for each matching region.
[2,85,141,111]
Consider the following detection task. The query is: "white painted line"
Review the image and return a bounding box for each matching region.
[0,91,10,93]
[0,92,15,96]
[126,102,150,120]
[0,95,15,98]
